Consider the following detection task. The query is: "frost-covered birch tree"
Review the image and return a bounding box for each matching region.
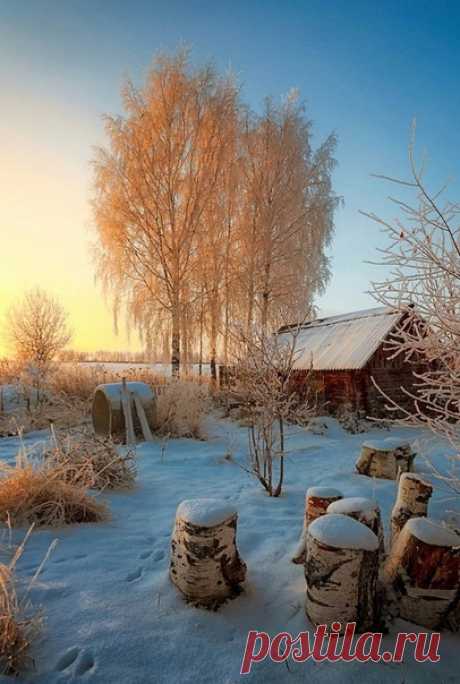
[92,52,238,376]
[92,50,339,375]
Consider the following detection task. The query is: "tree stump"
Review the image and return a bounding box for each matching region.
[291,487,342,564]
[327,497,385,555]
[170,499,246,608]
[305,513,379,631]
[390,473,433,545]
[384,517,460,630]
[356,439,415,480]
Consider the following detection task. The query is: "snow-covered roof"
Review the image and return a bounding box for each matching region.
[277,306,404,371]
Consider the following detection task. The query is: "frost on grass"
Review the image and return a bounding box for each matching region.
[0,527,50,675]
[44,427,136,491]
[0,445,109,527]
[155,381,210,439]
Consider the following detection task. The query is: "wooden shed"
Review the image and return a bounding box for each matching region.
[277,306,427,417]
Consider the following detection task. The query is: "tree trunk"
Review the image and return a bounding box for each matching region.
[170,499,246,608]
[171,305,180,378]
[384,517,460,630]
[292,486,342,564]
[356,440,415,480]
[327,497,385,556]
[305,513,379,632]
[390,473,433,546]
[198,289,204,377]
[223,232,231,367]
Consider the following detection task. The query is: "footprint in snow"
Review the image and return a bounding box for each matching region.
[126,567,143,582]
[55,646,79,671]
[52,553,87,565]
[139,550,152,560]
[75,650,95,675]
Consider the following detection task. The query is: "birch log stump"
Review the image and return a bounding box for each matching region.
[384,517,460,630]
[170,499,246,608]
[291,487,342,564]
[327,497,385,556]
[356,439,414,480]
[390,473,433,545]
[305,513,379,631]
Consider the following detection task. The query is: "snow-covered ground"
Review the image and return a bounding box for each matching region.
[1,416,459,683]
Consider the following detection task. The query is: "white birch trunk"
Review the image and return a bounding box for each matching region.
[384,517,460,630]
[390,473,433,545]
[305,513,379,632]
[291,487,342,564]
[170,499,246,608]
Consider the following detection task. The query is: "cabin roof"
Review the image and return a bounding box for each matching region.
[277,306,405,371]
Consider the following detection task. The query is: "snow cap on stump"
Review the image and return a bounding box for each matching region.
[176,499,237,527]
[308,513,379,551]
[405,517,460,547]
[306,486,342,498]
[327,497,378,516]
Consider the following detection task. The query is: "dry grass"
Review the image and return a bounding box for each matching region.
[0,446,109,528]
[0,395,89,438]
[0,562,31,675]
[44,427,136,491]
[155,380,210,439]
[51,363,169,402]
[0,526,49,675]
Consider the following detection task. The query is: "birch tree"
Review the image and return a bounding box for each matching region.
[92,52,238,376]
[239,95,338,338]
[92,51,339,374]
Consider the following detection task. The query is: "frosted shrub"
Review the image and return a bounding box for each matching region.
[44,427,136,491]
[0,445,109,527]
[155,381,210,439]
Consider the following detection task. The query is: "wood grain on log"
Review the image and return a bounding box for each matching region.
[291,487,342,565]
[170,499,246,608]
[385,517,460,630]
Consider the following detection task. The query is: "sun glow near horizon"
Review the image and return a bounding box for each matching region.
[0,99,143,357]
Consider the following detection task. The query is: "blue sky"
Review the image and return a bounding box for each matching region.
[1,0,459,349]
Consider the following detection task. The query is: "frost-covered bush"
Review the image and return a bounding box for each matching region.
[155,381,210,439]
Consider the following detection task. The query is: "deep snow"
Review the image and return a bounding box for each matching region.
[0,415,459,683]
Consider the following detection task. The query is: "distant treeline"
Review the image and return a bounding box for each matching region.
[59,349,208,364]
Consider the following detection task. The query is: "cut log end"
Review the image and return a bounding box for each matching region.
[291,487,342,564]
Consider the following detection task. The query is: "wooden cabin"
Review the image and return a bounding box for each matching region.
[277,306,427,417]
